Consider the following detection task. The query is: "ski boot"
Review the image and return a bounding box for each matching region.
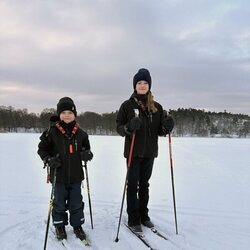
[73,226,87,241]
[128,224,143,234]
[55,226,67,240]
[142,220,154,229]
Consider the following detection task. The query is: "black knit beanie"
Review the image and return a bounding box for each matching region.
[57,97,77,117]
[133,68,152,90]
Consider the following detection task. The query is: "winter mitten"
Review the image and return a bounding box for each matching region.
[162,110,174,134]
[80,150,93,162]
[47,156,61,168]
[128,117,142,131]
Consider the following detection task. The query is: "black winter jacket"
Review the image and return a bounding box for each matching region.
[37,120,90,184]
[116,93,166,158]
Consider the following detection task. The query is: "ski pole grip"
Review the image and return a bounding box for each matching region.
[134,109,139,117]
[130,109,140,132]
[83,161,87,168]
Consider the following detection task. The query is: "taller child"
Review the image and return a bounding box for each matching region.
[116,68,174,233]
[38,97,93,241]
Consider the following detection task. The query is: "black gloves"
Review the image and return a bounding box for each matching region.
[162,110,174,134]
[80,150,93,162]
[128,117,142,131]
[44,155,61,168]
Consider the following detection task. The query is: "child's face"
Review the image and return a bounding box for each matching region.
[60,110,75,123]
[135,80,149,95]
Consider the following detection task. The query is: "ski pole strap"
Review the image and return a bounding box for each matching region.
[46,166,51,183]
[43,162,50,183]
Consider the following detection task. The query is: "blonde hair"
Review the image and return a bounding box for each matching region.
[147,91,157,113]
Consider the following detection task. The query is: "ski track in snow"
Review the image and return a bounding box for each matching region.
[1,198,249,250]
[1,134,250,249]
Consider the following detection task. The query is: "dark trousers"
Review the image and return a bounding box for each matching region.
[126,157,154,226]
[52,182,84,228]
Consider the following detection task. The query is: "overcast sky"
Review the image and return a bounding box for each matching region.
[0,0,250,115]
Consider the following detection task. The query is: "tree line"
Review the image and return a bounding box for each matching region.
[0,106,250,137]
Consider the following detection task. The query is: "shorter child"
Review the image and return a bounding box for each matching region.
[38,97,93,241]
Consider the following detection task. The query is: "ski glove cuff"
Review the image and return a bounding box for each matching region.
[123,125,132,136]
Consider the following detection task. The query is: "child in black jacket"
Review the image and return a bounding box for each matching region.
[38,97,93,241]
[116,68,174,233]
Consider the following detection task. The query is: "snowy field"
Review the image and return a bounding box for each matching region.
[0,133,250,250]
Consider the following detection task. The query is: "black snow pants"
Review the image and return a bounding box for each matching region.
[126,157,154,226]
[52,182,85,227]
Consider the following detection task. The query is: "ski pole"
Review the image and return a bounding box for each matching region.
[115,131,136,242]
[44,167,57,250]
[168,133,178,234]
[83,161,94,229]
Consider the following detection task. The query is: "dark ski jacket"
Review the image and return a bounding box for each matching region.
[116,92,166,158]
[37,120,90,184]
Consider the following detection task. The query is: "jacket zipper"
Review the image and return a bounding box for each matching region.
[148,112,152,136]
[62,137,66,154]
[68,139,72,184]
[142,113,147,157]
[74,139,78,151]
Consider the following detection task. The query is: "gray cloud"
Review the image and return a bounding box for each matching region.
[0,0,249,114]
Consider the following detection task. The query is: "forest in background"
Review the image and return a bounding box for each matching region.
[0,106,250,137]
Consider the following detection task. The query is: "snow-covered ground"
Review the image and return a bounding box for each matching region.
[0,134,250,250]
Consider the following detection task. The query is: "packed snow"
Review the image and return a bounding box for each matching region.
[0,134,250,250]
